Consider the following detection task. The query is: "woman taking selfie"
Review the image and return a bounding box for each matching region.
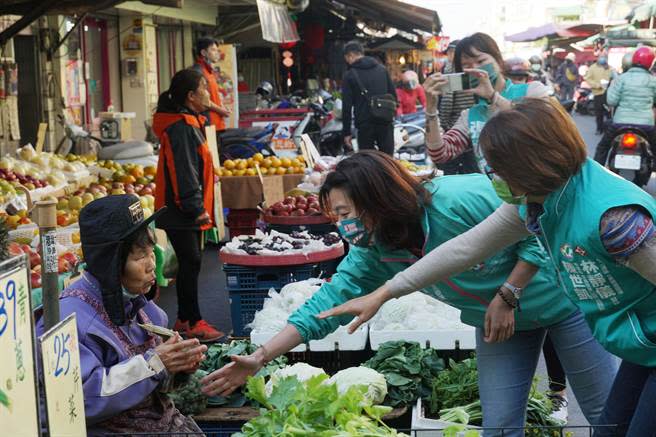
[201,151,616,435]
[325,99,656,435]
[423,32,548,172]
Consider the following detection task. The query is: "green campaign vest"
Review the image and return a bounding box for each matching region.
[526,159,656,366]
[468,79,528,172]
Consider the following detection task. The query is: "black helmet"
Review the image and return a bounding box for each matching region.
[504,57,530,77]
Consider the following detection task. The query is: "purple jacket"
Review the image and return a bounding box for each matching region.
[36,272,169,427]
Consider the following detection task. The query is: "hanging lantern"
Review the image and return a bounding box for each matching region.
[283,57,294,67]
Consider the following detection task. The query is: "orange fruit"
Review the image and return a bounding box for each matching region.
[280,157,292,168]
[286,167,295,174]
[236,160,247,170]
[276,167,286,175]
[129,166,144,178]
[223,170,233,177]
[271,158,282,168]
[253,153,264,162]
[234,169,246,176]
[260,167,269,175]
[245,168,257,176]
[224,159,236,170]
[214,167,223,177]
[144,166,157,176]
[291,158,301,168]
[294,166,305,174]
[120,174,136,184]
[262,158,272,169]
[247,157,255,168]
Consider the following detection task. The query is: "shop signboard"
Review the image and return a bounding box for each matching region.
[40,313,86,437]
[0,255,40,436]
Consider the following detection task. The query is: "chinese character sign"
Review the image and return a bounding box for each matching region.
[0,256,40,436]
[40,313,86,437]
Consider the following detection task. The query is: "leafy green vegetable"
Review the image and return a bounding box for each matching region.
[167,369,209,415]
[235,374,407,437]
[168,340,287,412]
[363,341,444,407]
[0,388,10,409]
[429,357,479,415]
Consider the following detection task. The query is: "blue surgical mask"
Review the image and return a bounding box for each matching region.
[337,217,373,247]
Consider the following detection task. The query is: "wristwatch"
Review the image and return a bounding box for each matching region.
[501,281,523,311]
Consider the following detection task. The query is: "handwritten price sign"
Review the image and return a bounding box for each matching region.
[0,255,40,436]
[40,313,86,437]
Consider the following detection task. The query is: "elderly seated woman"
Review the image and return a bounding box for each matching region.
[37,195,207,435]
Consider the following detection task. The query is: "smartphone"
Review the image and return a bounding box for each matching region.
[440,73,471,93]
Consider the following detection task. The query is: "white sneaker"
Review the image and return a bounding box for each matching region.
[547,392,568,424]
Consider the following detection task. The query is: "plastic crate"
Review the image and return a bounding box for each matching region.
[223,263,317,291]
[226,208,259,237]
[229,287,270,336]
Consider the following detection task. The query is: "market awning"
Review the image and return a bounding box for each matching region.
[505,23,606,43]
[329,0,441,35]
[627,1,656,23]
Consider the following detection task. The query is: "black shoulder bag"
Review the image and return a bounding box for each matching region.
[351,69,397,123]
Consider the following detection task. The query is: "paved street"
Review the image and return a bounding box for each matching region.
[158,112,633,433]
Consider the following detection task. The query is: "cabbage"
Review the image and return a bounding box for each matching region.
[328,366,387,405]
[265,363,326,395]
[370,292,471,331]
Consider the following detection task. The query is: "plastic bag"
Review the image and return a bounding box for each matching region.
[161,243,178,279]
[256,0,299,43]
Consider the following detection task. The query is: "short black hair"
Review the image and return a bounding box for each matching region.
[343,40,364,56]
[454,33,504,73]
[120,226,156,274]
[196,36,218,57]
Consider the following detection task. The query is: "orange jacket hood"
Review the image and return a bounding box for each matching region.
[152,111,205,139]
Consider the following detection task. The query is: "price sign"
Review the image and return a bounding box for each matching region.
[40,313,86,437]
[0,255,40,436]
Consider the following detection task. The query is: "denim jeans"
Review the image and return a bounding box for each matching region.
[595,360,656,437]
[476,310,619,437]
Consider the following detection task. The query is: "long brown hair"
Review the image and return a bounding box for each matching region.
[479,98,587,195]
[319,151,431,250]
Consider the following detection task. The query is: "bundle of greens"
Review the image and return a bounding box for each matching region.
[363,341,444,407]
[167,369,209,415]
[167,339,287,413]
[235,374,408,436]
[0,387,10,409]
[429,357,479,416]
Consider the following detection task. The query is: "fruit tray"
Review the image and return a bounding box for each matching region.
[262,214,331,225]
[220,244,344,266]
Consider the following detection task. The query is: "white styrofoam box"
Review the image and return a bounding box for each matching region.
[369,327,476,351]
[411,398,481,437]
[250,331,307,352]
[308,324,368,351]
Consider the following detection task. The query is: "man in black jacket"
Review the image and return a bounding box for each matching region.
[342,41,397,155]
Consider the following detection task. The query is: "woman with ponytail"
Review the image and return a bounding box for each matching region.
[153,69,224,342]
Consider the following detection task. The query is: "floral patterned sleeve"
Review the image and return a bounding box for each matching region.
[599,206,655,258]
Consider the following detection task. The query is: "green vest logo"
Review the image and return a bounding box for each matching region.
[560,243,574,260]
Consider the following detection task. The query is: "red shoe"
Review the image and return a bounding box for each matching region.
[185,320,226,343]
[173,319,189,333]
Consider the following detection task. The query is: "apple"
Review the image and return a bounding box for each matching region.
[291,209,305,216]
[111,188,126,195]
[282,204,293,213]
[307,207,320,215]
[112,182,124,190]
[278,211,290,216]
[58,257,71,274]
[29,252,41,269]
[308,201,320,210]
[307,195,318,203]
[295,195,306,203]
[61,252,78,268]
[138,187,153,196]
[283,196,295,205]
[295,202,308,211]
[30,271,41,289]
[20,244,32,254]
[8,242,23,257]
[125,186,135,194]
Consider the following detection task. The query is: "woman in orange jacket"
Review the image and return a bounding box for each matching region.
[153,68,224,342]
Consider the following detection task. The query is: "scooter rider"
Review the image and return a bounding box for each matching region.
[528,55,551,86]
[594,47,656,165]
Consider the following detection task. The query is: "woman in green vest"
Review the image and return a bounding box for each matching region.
[422,32,548,173]
[201,151,616,436]
[323,99,655,435]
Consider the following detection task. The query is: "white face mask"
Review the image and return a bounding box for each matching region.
[122,286,139,300]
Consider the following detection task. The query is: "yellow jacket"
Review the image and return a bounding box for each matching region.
[584,63,612,96]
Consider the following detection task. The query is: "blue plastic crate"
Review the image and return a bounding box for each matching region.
[229,287,270,336]
[223,263,317,291]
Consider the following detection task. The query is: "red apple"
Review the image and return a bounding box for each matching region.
[278,211,290,216]
[283,196,295,205]
[61,252,78,269]
[307,207,320,215]
[8,242,22,257]
[20,244,32,254]
[308,201,320,210]
[30,271,41,289]
[139,187,153,196]
[307,195,318,203]
[29,252,41,269]
[283,204,293,213]
[58,258,71,274]
[295,195,306,204]
[291,209,306,216]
